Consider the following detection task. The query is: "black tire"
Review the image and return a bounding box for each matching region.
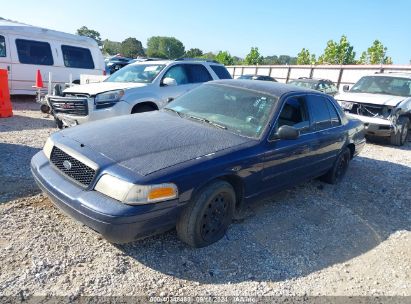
[54,116,63,129]
[176,180,236,248]
[321,147,351,184]
[131,104,156,114]
[390,117,409,146]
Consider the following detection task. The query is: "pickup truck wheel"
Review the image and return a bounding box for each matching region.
[131,104,155,114]
[390,117,409,146]
[321,147,351,185]
[54,117,63,129]
[176,180,235,248]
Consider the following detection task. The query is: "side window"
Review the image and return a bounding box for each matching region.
[15,39,53,65]
[162,65,189,85]
[307,95,332,131]
[185,64,212,83]
[210,65,232,79]
[326,99,342,127]
[0,35,6,57]
[61,45,94,69]
[275,96,310,134]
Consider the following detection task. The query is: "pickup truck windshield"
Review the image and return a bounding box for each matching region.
[165,84,278,139]
[350,76,411,97]
[105,64,165,83]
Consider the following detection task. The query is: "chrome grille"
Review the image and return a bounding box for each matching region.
[49,96,88,116]
[50,147,96,186]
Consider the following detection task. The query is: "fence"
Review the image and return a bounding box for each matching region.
[226,65,411,91]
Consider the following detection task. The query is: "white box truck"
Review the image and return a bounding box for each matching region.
[0,19,105,95]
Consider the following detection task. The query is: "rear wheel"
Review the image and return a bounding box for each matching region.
[176,180,235,247]
[321,147,351,184]
[390,117,409,146]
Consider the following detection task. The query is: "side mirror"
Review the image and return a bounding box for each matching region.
[343,85,350,92]
[162,77,177,87]
[275,125,300,140]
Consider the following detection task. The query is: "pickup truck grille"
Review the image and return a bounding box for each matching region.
[50,147,96,187]
[49,96,88,116]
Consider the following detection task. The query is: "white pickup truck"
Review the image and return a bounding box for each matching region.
[48,59,232,128]
[335,73,411,146]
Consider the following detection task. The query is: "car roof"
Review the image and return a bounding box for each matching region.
[290,78,330,83]
[128,59,225,66]
[209,79,319,97]
[370,73,411,79]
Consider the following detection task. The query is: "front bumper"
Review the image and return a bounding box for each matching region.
[54,99,131,126]
[346,113,394,137]
[30,151,182,243]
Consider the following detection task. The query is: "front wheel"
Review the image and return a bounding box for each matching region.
[176,180,235,248]
[321,147,351,184]
[390,117,409,146]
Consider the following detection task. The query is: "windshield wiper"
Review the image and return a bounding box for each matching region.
[164,108,183,118]
[187,115,227,130]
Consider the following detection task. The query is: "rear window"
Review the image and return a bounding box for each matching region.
[0,35,6,57]
[210,65,232,79]
[185,64,212,83]
[61,45,94,69]
[16,39,53,65]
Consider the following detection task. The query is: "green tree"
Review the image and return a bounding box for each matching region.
[146,36,185,59]
[317,35,356,65]
[200,52,216,60]
[297,48,316,65]
[244,47,263,65]
[184,48,203,58]
[262,55,279,65]
[76,26,102,46]
[358,40,392,64]
[215,51,235,65]
[120,37,145,58]
[102,39,121,55]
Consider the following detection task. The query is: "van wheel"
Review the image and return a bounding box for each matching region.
[131,104,156,114]
[390,117,409,146]
[321,147,351,184]
[176,180,235,248]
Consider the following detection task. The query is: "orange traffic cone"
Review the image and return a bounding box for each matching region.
[33,69,44,89]
[0,69,13,118]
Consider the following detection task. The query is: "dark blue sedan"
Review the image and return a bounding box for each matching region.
[31,80,365,247]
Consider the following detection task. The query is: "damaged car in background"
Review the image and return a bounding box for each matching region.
[336,73,411,146]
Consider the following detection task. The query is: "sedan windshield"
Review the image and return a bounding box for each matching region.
[350,76,411,97]
[164,84,278,138]
[105,64,165,83]
[289,80,317,90]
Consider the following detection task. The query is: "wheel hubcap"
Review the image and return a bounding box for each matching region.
[200,193,229,241]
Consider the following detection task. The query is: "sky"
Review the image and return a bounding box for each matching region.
[1,0,410,64]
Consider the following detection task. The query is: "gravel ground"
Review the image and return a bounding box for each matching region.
[0,100,410,298]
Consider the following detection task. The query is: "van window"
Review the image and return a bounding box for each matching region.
[0,36,6,57]
[15,39,53,65]
[61,45,94,69]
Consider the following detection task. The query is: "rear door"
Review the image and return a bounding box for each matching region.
[0,34,12,90]
[306,94,345,172]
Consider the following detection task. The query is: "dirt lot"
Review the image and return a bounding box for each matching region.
[0,100,410,298]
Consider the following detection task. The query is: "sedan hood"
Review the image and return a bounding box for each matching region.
[60,111,252,176]
[63,82,148,96]
[335,92,406,107]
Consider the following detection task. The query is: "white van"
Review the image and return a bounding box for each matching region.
[0,19,105,95]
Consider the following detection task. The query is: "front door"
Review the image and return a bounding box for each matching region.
[262,95,319,192]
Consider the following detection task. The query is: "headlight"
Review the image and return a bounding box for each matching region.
[94,174,178,205]
[43,137,54,159]
[95,90,124,104]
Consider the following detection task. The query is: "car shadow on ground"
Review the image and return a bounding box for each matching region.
[0,114,55,132]
[0,143,41,203]
[118,156,411,284]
